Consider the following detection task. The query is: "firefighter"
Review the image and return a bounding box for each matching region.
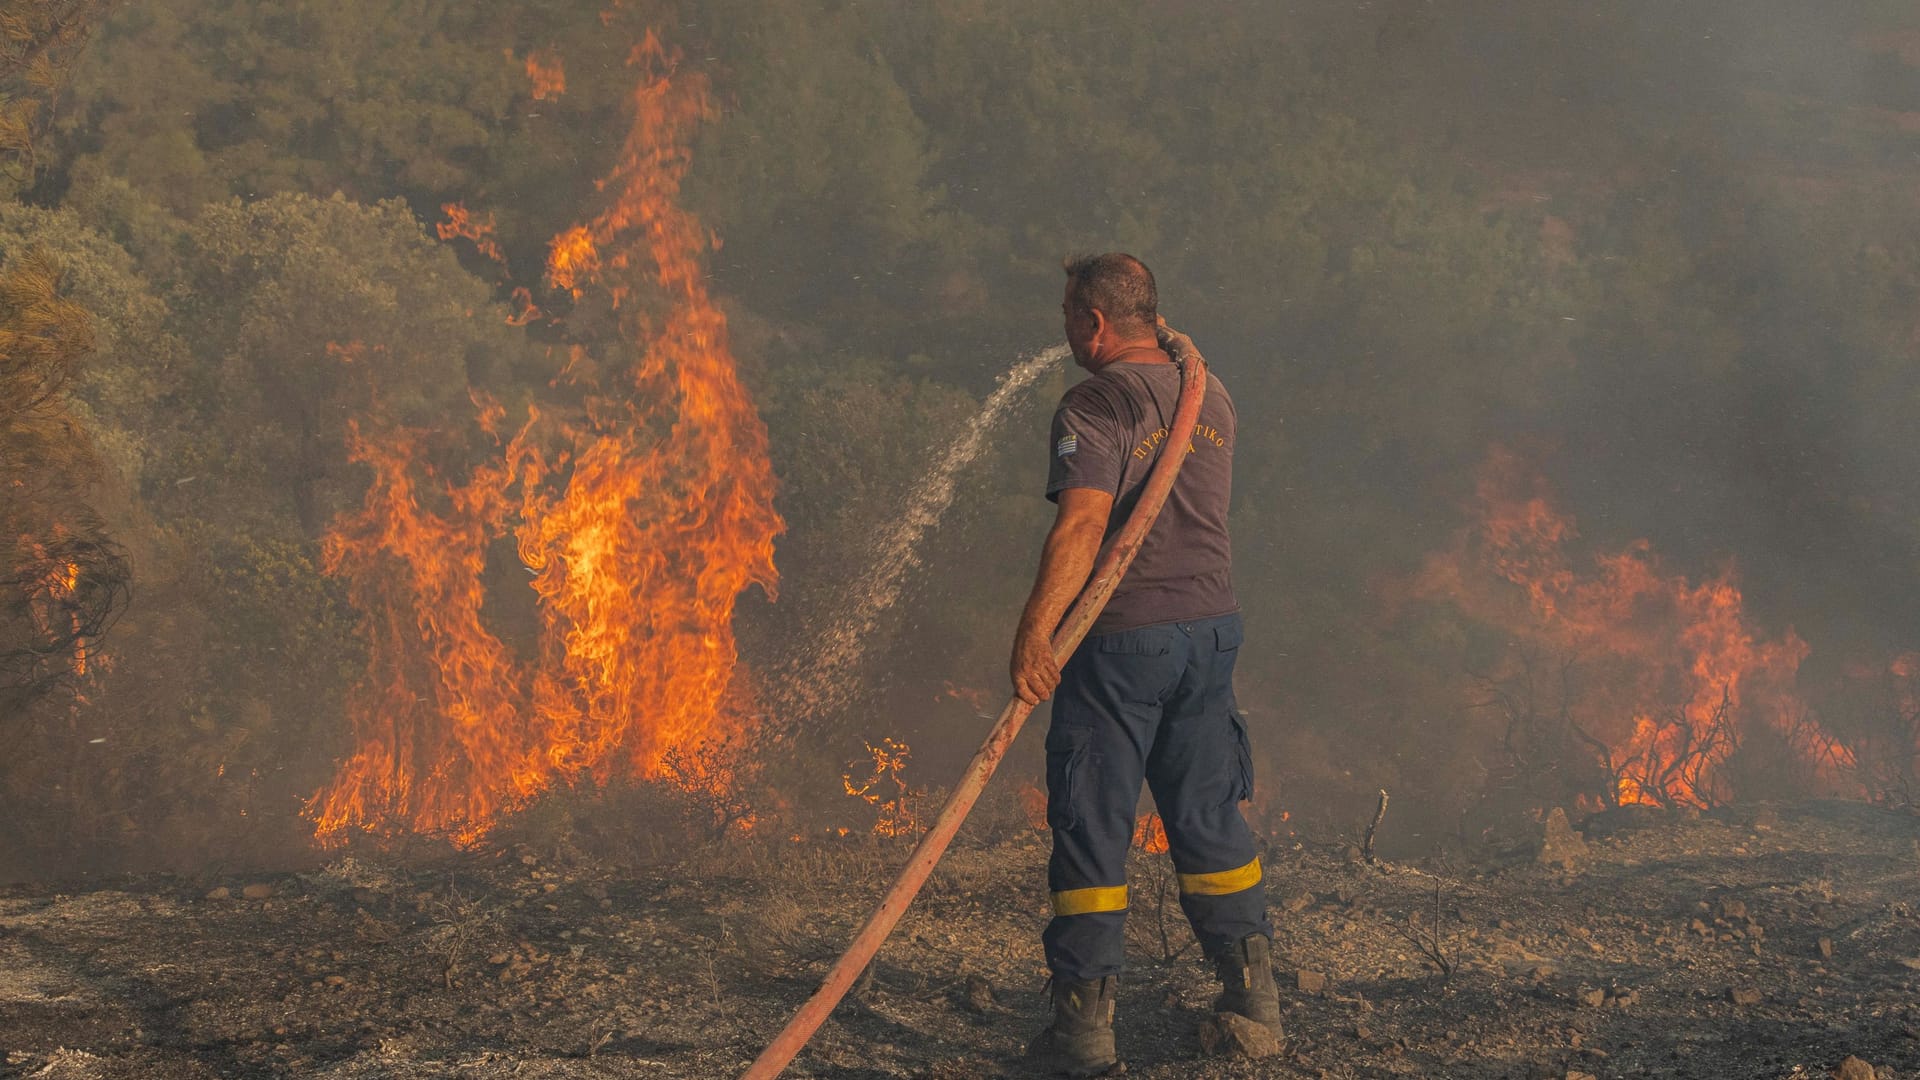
[1011,253,1276,1076]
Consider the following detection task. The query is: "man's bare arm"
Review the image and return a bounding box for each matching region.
[1010,487,1114,705]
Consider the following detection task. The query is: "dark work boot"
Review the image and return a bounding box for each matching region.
[1212,934,1282,1037]
[1027,976,1124,1077]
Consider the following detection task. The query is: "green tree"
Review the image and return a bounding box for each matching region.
[0,187,546,869]
[0,0,100,181]
[53,0,602,215]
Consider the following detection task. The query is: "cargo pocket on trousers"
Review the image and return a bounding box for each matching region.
[1227,710,1254,802]
[1213,620,1244,652]
[1044,726,1092,832]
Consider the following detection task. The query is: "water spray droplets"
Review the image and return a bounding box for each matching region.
[771,346,1068,727]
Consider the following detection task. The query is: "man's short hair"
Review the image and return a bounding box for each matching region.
[1063,253,1157,333]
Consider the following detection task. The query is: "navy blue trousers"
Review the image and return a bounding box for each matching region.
[1042,612,1271,980]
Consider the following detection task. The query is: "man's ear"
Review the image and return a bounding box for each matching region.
[1087,307,1109,342]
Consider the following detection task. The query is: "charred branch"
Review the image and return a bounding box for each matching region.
[1570,720,1621,810]
[1362,788,1389,864]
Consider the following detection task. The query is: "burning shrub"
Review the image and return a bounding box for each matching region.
[310,34,783,850]
[1417,449,1847,815]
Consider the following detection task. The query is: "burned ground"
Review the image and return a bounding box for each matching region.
[2,801,1919,1079]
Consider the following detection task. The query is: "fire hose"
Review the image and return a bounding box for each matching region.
[739,344,1209,1080]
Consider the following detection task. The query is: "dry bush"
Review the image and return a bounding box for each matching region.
[741,888,813,952]
[1465,653,1599,807]
[660,734,762,839]
[1393,876,1461,982]
[420,880,500,988]
[302,853,406,896]
[1719,707,1830,806]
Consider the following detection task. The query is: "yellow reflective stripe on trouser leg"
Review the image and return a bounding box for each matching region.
[1051,884,1129,916]
[1177,857,1262,896]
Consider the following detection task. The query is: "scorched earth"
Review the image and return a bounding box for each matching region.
[1,800,1918,1079]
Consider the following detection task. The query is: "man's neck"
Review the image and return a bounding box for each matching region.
[1094,340,1168,369]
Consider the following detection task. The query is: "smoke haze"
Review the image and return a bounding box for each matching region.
[5,0,1920,871]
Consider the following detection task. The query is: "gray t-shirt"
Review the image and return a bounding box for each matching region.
[1045,356,1237,634]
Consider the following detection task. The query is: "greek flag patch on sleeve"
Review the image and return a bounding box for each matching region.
[1056,433,1078,458]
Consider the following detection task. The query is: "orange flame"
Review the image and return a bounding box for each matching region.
[546,225,600,298]
[843,737,924,837]
[1131,811,1169,854]
[19,542,89,679]
[56,559,84,676]
[311,422,538,846]
[526,48,566,100]
[311,32,781,845]
[437,203,507,267]
[514,29,782,780]
[1418,448,1847,808]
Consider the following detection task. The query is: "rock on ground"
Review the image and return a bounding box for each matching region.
[1196,1011,1280,1059]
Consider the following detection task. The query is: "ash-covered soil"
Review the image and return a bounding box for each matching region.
[3,801,1920,1079]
